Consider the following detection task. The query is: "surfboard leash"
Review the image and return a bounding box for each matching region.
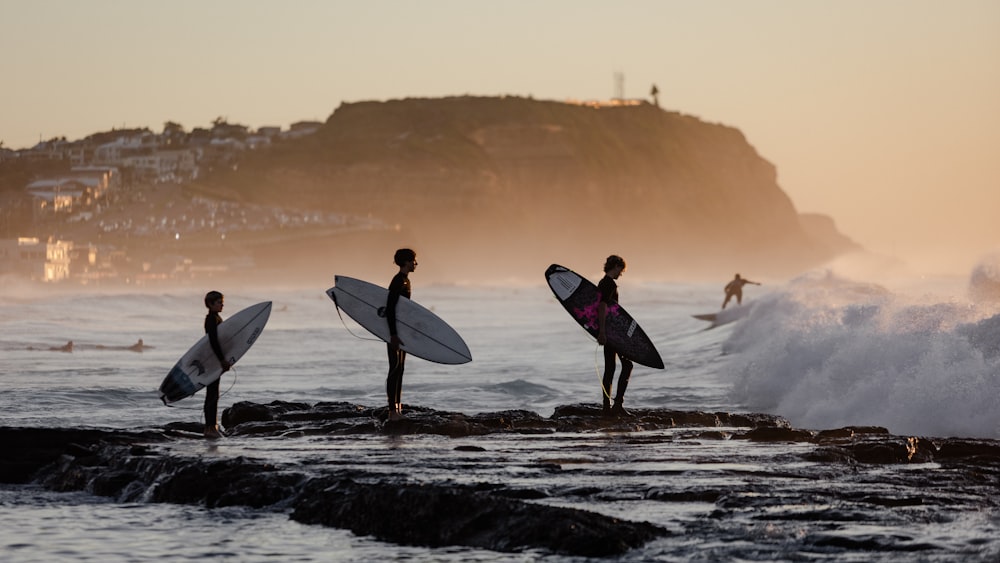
[595,343,613,402]
[219,365,238,400]
[333,302,382,342]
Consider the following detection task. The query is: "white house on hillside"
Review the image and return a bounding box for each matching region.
[0,237,73,282]
[123,149,197,182]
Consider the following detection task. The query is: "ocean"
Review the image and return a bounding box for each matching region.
[1,267,998,561]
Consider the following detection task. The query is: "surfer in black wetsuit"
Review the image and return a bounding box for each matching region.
[598,255,633,417]
[203,290,231,439]
[722,273,761,309]
[386,248,417,421]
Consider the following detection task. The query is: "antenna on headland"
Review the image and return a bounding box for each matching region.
[613,71,624,100]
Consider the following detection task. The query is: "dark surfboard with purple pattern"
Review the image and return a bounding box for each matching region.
[545,264,664,369]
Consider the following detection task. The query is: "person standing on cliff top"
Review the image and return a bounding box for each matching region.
[722,273,761,309]
[203,291,231,439]
[598,255,633,417]
[385,248,417,421]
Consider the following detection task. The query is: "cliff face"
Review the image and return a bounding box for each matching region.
[196,96,856,280]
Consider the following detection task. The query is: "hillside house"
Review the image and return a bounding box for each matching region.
[123,149,197,183]
[93,133,159,166]
[25,179,88,213]
[0,237,73,282]
[281,121,322,140]
[24,167,118,215]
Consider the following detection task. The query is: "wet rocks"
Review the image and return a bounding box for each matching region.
[3,403,999,558]
[219,401,791,438]
[291,477,665,556]
[0,427,161,484]
[739,426,815,442]
[22,435,665,557]
[803,436,938,464]
[935,438,1000,461]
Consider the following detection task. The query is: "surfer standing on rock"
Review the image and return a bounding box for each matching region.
[598,255,633,417]
[203,291,231,439]
[386,248,417,421]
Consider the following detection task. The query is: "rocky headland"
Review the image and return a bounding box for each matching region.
[1,96,865,286]
[188,97,861,282]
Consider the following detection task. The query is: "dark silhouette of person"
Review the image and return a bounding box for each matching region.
[722,274,761,309]
[203,291,231,439]
[598,255,634,417]
[650,84,660,107]
[386,248,417,421]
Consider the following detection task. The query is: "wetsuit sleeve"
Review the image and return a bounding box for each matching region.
[596,277,616,341]
[386,275,402,337]
[205,313,226,363]
[598,277,615,305]
[386,292,401,336]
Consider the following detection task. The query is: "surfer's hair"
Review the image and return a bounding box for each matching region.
[204,290,224,307]
[604,255,626,273]
[393,248,416,266]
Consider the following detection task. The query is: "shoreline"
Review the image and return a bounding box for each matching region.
[5,401,999,559]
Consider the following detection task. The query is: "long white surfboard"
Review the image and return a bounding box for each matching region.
[691,302,753,329]
[158,301,272,405]
[327,276,472,365]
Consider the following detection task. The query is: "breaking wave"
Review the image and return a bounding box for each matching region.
[722,270,1000,438]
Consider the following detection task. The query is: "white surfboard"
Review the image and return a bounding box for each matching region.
[327,276,472,365]
[158,301,272,405]
[691,302,752,329]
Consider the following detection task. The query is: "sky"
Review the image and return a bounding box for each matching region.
[2,0,998,277]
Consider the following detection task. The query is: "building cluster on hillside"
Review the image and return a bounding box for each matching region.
[0,120,323,183]
[24,165,118,215]
[0,235,164,285]
[0,237,74,282]
[0,119,389,285]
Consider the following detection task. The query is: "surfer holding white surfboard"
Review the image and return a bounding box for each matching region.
[386,248,417,421]
[203,290,231,439]
[326,249,473,422]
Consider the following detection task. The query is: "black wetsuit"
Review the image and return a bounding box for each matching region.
[386,272,411,407]
[204,311,225,429]
[598,275,633,411]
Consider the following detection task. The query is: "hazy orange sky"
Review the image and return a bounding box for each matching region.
[2,0,998,276]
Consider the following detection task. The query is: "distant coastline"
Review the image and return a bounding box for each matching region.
[1,96,863,285]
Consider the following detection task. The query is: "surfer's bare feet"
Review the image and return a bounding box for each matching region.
[611,404,631,417]
[387,405,404,421]
[204,426,222,439]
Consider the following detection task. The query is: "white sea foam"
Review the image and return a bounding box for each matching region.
[723,270,1000,438]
